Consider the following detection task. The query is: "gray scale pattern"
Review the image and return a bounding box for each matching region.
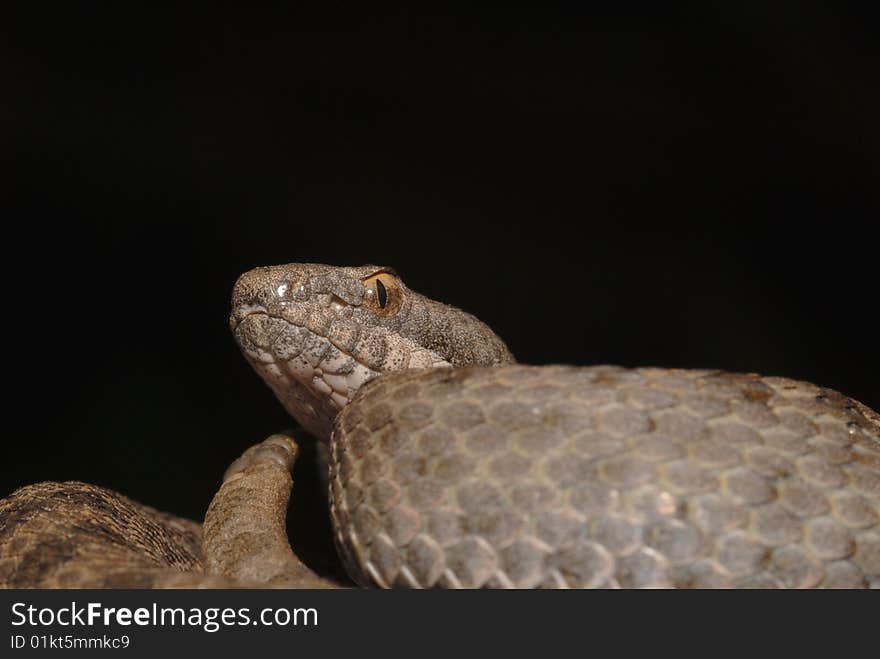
[329,365,880,588]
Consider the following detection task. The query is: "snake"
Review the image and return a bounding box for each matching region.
[1,262,878,588]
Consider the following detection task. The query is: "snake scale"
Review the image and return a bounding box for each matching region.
[2,263,878,588]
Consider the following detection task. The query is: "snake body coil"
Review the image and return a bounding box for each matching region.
[1,263,878,588]
[232,264,880,588]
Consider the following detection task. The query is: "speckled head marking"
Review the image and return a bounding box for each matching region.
[230,263,514,439]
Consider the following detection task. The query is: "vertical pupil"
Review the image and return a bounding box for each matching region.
[375,279,387,308]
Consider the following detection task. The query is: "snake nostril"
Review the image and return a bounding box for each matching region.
[231,267,274,319]
[231,266,309,321]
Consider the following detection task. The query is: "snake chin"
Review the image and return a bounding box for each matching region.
[234,312,381,439]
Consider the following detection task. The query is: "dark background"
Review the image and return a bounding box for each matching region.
[3,4,879,580]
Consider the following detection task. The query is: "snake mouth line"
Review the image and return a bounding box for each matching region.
[231,290,352,332]
[230,304,270,332]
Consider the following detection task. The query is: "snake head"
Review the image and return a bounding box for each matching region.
[230,263,514,440]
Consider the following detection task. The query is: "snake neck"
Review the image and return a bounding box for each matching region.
[230,263,514,440]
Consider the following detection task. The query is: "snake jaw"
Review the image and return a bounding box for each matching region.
[232,312,368,439]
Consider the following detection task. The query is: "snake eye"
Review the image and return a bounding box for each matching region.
[362,272,403,317]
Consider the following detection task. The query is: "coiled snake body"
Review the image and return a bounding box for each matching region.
[2,263,879,588]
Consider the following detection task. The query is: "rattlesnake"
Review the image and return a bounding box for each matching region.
[2,263,878,588]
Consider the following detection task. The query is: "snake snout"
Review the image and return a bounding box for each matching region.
[230,264,306,329]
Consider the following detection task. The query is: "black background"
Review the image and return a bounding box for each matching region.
[3,4,879,580]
